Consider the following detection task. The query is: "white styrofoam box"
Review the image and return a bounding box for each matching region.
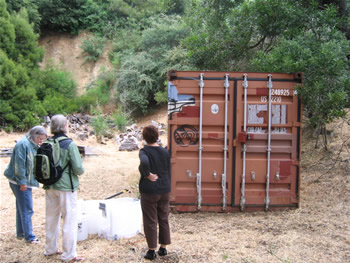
[98,198,142,240]
[77,214,88,242]
[83,200,104,235]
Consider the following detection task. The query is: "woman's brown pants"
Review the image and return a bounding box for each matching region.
[140,192,171,249]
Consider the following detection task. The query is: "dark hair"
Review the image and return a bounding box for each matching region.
[142,125,159,145]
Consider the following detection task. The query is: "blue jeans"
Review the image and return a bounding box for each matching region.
[9,183,37,241]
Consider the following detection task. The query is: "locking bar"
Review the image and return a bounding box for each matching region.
[265,74,273,211]
[240,74,248,211]
[222,74,229,211]
[197,73,204,210]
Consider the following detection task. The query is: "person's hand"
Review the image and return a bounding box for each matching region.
[19,184,27,191]
[147,172,158,182]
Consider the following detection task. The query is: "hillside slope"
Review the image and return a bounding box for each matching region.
[39,31,113,95]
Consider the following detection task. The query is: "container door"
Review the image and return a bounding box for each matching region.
[235,73,302,211]
[168,71,234,211]
[168,71,302,212]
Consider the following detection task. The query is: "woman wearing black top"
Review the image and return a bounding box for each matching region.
[138,125,171,260]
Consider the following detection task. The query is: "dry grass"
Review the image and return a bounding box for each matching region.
[1,109,349,263]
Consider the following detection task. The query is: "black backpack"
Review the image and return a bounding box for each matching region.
[34,136,72,188]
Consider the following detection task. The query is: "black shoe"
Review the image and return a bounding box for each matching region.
[157,247,167,256]
[144,250,156,260]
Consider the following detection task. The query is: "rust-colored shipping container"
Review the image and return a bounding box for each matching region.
[167,70,302,212]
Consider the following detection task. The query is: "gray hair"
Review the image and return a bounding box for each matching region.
[50,114,68,134]
[27,125,48,141]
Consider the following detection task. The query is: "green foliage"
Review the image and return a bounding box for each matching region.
[108,0,163,19]
[184,0,308,70]
[10,10,44,68]
[77,68,116,111]
[115,52,158,115]
[154,90,168,105]
[0,1,47,131]
[162,0,187,15]
[81,87,110,108]
[113,15,190,115]
[5,86,46,130]
[251,20,350,136]
[35,0,172,37]
[0,0,80,130]
[38,0,87,33]
[112,106,131,132]
[37,63,78,100]
[183,0,350,146]
[76,69,116,112]
[155,81,169,105]
[89,103,111,142]
[42,93,79,116]
[75,94,95,113]
[81,35,105,63]
[79,0,110,32]
[139,15,189,56]
[6,0,42,32]
[0,4,16,59]
[163,45,193,73]
[110,27,142,63]
[95,68,116,94]
[0,0,8,17]
[0,0,78,131]
[0,1,43,69]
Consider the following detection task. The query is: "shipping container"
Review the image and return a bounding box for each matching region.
[167,70,303,212]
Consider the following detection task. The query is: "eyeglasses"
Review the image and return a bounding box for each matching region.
[36,135,47,145]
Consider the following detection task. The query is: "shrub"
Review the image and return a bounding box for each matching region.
[37,63,77,100]
[252,27,350,149]
[81,35,105,63]
[42,92,78,116]
[5,0,41,33]
[89,103,111,142]
[113,15,190,116]
[154,89,168,105]
[77,68,116,111]
[38,0,86,33]
[115,52,157,115]
[76,93,97,113]
[112,106,131,132]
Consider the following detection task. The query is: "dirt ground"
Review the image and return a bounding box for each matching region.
[0,109,349,263]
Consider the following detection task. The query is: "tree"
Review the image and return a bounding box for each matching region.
[315,0,350,43]
[108,0,164,18]
[5,0,42,32]
[38,0,87,33]
[184,0,350,148]
[0,0,45,130]
[9,9,44,68]
[114,15,190,115]
[162,0,187,15]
